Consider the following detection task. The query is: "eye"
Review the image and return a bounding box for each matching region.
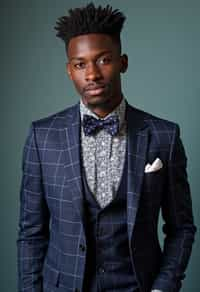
[98,56,112,65]
[73,62,86,69]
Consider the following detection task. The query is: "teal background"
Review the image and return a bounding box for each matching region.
[1,0,199,291]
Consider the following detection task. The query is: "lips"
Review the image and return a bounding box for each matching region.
[84,84,106,96]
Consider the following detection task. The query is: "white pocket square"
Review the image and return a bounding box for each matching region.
[144,158,163,173]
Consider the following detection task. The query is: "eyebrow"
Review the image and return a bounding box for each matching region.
[69,50,112,61]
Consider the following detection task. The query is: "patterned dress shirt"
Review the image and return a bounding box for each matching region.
[80,97,127,208]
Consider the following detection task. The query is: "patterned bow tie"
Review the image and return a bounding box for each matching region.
[83,114,119,136]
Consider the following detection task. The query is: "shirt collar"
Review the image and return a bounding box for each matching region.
[80,96,126,130]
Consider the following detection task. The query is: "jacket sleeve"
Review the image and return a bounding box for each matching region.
[152,124,197,292]
[17,123,49,292]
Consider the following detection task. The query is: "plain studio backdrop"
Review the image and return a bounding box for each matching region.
[1,0,199,291]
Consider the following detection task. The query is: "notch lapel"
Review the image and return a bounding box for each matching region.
[126,103,150,243]
[59,102,86,226]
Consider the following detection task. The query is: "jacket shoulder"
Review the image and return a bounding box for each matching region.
[31,103,78,129]
[127,104,180,149]
[131,105,179,132]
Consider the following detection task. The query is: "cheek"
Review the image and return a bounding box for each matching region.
[105,69,121,86]
[70,73,85,92]
[103,65,121,80]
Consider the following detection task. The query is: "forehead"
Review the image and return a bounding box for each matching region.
[67,33,118,59]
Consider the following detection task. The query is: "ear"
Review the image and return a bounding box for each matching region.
[66,62,72,80]
[120,54,128,73]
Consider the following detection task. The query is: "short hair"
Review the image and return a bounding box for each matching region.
[54,2,126,51]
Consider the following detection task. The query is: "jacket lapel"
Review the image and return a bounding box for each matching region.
[59,102,86,226]
[126,102,150,243]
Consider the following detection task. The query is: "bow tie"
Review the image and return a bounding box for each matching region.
[83,114,119,136]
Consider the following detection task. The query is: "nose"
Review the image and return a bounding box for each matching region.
[85,62,102,82]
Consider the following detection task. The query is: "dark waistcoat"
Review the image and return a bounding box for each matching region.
[82,150,140,292]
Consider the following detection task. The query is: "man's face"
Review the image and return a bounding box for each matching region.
[67,33,128,113]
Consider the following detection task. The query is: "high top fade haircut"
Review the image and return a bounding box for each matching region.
[54,2,126,53]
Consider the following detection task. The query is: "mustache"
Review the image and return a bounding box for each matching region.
[83,82,108,92]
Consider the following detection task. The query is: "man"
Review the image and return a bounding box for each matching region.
[17,3,196,292]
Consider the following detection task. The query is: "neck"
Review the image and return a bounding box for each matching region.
[82,95,123,118]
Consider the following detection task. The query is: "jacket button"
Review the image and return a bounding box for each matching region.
[79,244,86,252]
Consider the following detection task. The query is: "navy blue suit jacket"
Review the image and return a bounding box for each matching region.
[17,100,196,292]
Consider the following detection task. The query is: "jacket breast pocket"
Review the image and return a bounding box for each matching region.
[142,168,166,204]
[144,167,164,184]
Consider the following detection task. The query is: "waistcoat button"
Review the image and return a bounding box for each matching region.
[98,267,105,274]
[98,227,104,236]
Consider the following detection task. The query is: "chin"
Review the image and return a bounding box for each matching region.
[84,95,110,107]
